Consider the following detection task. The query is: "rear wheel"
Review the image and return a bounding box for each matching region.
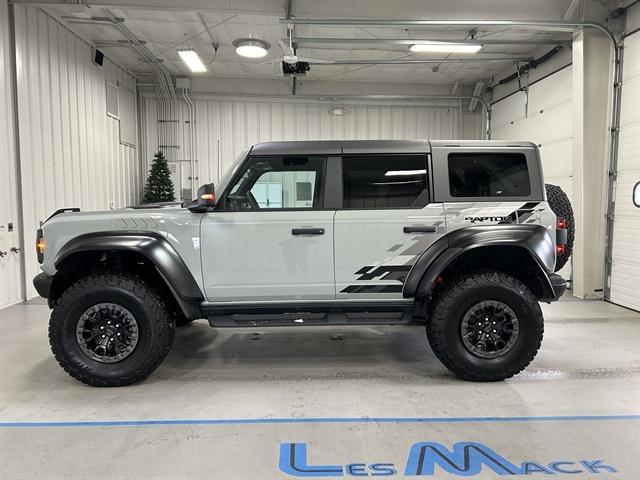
[545,183,574,271]
[49,273,175,387]
[426,271,543,381]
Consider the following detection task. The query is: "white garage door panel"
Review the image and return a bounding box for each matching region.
[491,93,526,129]
[538,139,573,179]
[491,66,573,281]
[609,32,640,311]
[527,67,573,112]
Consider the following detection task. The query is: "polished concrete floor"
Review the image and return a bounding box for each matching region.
[0,296,639,479]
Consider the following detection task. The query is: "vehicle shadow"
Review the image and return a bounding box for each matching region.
[156,321,454,384]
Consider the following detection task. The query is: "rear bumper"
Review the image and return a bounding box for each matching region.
[547,273,567,302]
[33,272,53,299]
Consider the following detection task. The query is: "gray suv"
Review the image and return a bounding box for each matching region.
[33,140,572,386]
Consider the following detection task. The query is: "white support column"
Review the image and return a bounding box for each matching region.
[571,28,613,298]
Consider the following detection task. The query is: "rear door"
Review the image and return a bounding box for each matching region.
[334,152,446,300]
[200,154,338,302]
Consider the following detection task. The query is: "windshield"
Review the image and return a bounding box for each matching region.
[216,148,249,196]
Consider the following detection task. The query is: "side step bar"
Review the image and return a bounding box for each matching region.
[201,301,415,327]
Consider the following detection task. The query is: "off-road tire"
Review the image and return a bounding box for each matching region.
[427,271,543,382]
[545,183,574,271]
[49,273,175,387]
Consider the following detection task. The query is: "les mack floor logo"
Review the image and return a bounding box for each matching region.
[278,442,618,477]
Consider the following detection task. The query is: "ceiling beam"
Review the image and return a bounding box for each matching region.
[292,37,572,47]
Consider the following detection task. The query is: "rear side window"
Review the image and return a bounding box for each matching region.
[342,155,428,209]
[448,153,531,197]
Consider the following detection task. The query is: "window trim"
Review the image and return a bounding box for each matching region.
[339,153,431,211]
[215,154,333,212]
[431,146,545,203]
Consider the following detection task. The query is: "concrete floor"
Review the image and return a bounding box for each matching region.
[0,296,639,479]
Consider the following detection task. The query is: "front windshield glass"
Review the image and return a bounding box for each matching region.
[216,148,249,196]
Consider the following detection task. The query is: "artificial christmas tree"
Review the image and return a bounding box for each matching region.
[143,151,175,203]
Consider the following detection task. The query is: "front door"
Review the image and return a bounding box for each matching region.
[201,155,335,302]
[334,154,446,300]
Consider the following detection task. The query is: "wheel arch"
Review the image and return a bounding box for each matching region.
[404,225,557,301]
[51,232,203,319]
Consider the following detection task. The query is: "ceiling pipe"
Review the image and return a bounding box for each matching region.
[279,18,618,44]
[291,37,572,47]
[306,57,532,65]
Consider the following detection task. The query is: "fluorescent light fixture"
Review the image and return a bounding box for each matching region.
[409,42,482,54]
[233,38,270,58]
[178,49,207,73]
[385,169,426,176]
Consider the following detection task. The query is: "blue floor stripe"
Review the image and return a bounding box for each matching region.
[1,415,639,428]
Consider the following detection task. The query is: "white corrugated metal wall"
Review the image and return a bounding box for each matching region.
[13,6,141,299]
[609,19,640,311]
[0,0,23,308]
[140,95,465,192]
[490,67,574,281]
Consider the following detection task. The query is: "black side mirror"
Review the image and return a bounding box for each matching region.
[187,183,216,212]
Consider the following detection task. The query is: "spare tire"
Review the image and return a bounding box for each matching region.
[545,183,575,272]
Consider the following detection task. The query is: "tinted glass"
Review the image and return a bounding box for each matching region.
[342,155,428,209]
[224,156,325,210]
[448,153,531,197]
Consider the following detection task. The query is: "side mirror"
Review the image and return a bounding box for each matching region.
[187,183,216,213]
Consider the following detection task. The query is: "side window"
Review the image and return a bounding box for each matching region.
[224,156,325,211]
[448,153,531,197]
[342,155,428,209]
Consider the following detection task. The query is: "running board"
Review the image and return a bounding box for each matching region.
[202,301,415,327]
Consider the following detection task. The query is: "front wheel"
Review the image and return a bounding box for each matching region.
[426,271,543,381]
[49,273,175,387]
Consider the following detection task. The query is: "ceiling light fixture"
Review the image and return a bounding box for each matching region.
[234,38,271,58]
[178,49,207,73]
[409,42,482,53]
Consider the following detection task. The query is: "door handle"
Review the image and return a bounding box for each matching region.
[403,226,437,233]
[292,228,325,235]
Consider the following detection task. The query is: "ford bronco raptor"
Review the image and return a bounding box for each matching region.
[33,140,572,386]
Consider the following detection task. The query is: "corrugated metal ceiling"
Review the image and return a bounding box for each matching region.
[41,3,573,86]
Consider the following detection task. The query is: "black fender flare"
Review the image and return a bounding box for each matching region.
[55,232,203,315]
[403,224,556,299]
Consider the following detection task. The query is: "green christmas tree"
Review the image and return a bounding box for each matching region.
[143,151,175,203]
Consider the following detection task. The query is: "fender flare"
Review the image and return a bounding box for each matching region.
[403,224,556,299]
[55,231,204,303]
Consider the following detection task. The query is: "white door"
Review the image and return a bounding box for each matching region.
[201,155,335,302]
[334,154,446,300]
[608,31,640,311]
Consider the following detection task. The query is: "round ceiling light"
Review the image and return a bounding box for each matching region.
[233,38,271,58]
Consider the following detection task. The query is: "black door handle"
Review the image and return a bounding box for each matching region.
[292,228,325,235]
[403,226,437,233]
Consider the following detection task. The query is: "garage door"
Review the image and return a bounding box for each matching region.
[491,67,573,281]
[608,32,640,311]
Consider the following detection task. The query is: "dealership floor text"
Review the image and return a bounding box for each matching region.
[1,296,638,479]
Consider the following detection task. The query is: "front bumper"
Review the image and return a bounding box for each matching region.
[547,273,567,302]
[33,272,53,299]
